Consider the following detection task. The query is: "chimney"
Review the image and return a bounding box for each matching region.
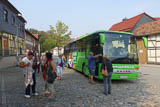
[122,17,128,21]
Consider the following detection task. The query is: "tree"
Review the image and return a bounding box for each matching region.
[41,38,55,52]
[48,21,71,55]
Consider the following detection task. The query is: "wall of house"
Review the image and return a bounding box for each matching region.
[0,56,17,69]
[25,32,38,52]
[0,1,25,69]
[147,34,160,64]
[132,15,155,33]
[0,1,25,38]
[137,38,147,64]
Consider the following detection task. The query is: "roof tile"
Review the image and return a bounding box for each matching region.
[109,13,155,32]
[134,20,160,36]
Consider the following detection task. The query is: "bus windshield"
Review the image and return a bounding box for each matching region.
[103,33,139,64]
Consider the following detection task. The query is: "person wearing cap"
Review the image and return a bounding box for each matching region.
[88,52,102,84]
[101,55,113,95]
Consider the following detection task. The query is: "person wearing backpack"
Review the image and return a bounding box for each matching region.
[56,54,64,80]
[43,52,56,97]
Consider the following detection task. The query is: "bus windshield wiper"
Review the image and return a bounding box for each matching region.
[111,57,137,64]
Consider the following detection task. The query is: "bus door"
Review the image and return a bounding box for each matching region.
[86,38,102,77]
[85,41,91,68]
[90,36,103,77]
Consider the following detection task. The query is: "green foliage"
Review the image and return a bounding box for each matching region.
[49,21,72,49]
[27,21,71,53]
[41,38,55,52]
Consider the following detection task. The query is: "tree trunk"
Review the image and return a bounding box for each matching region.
[58,46,59,56]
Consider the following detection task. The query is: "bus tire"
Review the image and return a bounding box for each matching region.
[82,64,85,74]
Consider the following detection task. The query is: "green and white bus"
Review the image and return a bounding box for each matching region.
[64,30,139,80]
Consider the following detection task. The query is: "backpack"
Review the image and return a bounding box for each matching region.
[47,62,57,84]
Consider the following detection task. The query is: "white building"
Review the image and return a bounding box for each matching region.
[52,47,64,56]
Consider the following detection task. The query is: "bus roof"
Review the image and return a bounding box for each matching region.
[66,30,133,46]
[79,30,133,40]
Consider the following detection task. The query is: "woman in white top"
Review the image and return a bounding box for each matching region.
[20,51,34,98]
[56,54,64,80]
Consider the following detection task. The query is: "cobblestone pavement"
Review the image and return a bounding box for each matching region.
[0,66,160,107]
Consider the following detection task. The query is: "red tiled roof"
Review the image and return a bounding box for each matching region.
[70,38,75,40]
[32,34,39,39]
[154,17,160,21]
[109,12,155,32]
[134,20,160,36]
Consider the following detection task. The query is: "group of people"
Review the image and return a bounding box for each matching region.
[19,49,112,98]
[88,52,113,95]
[20,49,64,98]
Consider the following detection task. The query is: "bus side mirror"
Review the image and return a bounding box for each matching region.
[99,33,105,45]
[142,37,147,48]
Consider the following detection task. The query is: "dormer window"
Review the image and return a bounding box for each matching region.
[4,9,8,22]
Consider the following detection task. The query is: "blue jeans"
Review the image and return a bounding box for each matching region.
[103,72,112,94]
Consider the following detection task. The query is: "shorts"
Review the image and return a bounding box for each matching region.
[89,69,95,76]
[56,66,63,77]
[45,82,53,93]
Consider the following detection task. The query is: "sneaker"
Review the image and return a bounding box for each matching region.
[24,95,31,98]
[33,93,39,96]
[90,81,95,84]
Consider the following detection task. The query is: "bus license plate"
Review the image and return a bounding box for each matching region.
[120,76,128,79]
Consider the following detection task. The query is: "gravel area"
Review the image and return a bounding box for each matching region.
[0,66,160,107]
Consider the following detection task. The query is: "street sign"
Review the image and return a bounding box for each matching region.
[19,42,24,47]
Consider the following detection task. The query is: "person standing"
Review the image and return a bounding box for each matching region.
[68,53,72,68]
[43,52,56,97]
[31,52,39,96]
[20,49,30,77]
[41,53,46,73]
[20,51,35,98]
[56,54,64,80]
[101,55,113,95]
[88,52,102,84]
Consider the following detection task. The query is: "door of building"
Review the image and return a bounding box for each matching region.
[147,34,160,64]
[3,38,9,56]
[0,36,2,56]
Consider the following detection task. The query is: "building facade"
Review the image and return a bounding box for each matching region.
[25,30,38,52]
[134,20,160,64]
[0,0,26,68]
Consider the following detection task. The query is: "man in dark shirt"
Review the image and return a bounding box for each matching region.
[88,52,102,84]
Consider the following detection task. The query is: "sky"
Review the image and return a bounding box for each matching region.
[10,0,160,38]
